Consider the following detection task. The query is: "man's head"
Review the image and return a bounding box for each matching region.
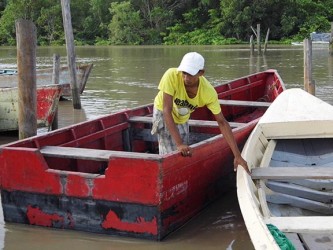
[177,52,205,76]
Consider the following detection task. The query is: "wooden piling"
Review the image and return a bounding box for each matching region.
[15,19,37,139]
[329,22,333,56]
[257,24,261,55]
[304,39,315,95]
[264,28,270,53]
[51,54,60,130]
[250,35,254,54]
[250,24,262,55]
[61,0,81,109]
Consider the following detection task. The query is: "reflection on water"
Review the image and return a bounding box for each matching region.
[0,45,332,249]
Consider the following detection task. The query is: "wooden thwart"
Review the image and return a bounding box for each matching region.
[129,116,245,128]
[251,167,333,179]
[265,216,333,233]
[218,99,271,107]
[40,146,159,161]
[267,180,333,203]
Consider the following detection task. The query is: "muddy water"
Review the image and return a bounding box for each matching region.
[0,44,332,249]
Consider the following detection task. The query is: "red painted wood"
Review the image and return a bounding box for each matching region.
[0,70,286,240]
[93,157,160,204]
[1,148,62,194]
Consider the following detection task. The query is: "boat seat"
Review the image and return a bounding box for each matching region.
[40,146,159,161]
[284,233,306,250]
[266,180,333,203]
[218,99,271,107]
[128,116,246,128]
[251,167,333,179]
[265,216,333,233]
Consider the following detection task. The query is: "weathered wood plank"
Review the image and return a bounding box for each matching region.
[218,99,271,107]
[251,167,333,179]
[128,116,245,128]
[266,192,332,215]
[299,233,333,250]
[265,216,333,233]
[288,179,333,191]
[40,146,160,161]
[284,233,305,250]
[267,181,333,203]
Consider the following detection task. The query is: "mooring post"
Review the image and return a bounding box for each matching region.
[16,19,37,139]
[329,22,333,55]
[51,54,60,130]
[61,0,81,109]
[257,23,261,55]
[304,39,315,95]
[250,35,254,54]
[263,28,270,54]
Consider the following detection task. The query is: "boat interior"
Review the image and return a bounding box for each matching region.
[5,72,280,175]
[253,137,333,249]
[255,138,333,216]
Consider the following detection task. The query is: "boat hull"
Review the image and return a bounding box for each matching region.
[0,70,285,240]
[237,88,333,249]
[0,121,254,240]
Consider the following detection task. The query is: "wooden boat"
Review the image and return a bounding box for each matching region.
[0,69,285,240]
[0,84,65,132]
[0,64,93,98]
[237,88,333,249]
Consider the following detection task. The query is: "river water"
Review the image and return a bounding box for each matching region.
[0,44,332,249]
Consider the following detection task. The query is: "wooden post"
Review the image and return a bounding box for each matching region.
[264,28,270,53]
[329,22,333,55]
[51,54,60,130]
[61,0,81,109]
[257,24,261,55]
[304,39,315,95]
[15,19,37,139]
[250,35,254,54]
[249,53,255,74]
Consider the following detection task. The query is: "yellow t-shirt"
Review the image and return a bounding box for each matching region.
[154,68,221,124]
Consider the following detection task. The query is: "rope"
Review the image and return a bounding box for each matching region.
[266,224,296,250]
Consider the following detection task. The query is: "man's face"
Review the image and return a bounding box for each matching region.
[181,70,203,86]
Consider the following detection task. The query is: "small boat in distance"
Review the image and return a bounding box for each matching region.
[0,69,17,75]
[0,64,93,98]
[0,70,285,240]
[237,88,333,249]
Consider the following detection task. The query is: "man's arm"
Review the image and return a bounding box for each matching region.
[214,112,251,175]
[163,92,192,156]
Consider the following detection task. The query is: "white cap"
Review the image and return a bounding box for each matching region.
[177,52,205,76]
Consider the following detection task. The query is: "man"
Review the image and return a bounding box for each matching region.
[151,52,250,174]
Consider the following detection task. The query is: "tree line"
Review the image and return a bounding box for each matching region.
[0,0,332,46]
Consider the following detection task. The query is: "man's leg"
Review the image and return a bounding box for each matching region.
[157,122,189,155]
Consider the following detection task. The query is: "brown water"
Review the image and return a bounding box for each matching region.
[0,44,332,249]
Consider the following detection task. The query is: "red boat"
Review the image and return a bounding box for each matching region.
[0,70,285,240]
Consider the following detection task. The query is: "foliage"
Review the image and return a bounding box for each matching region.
[0,0,332,46]
[108,1,143,45]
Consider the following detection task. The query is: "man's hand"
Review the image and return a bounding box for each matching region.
[234,156,251,175]
[177,144,192,157]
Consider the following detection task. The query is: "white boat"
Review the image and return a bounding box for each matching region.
[237,88,333,250]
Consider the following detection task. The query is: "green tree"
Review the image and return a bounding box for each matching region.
[86,0,114,44]
[0,0,62,45]
[108,1,144,45]
[36,3,63,45]
[0,0,333,46]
